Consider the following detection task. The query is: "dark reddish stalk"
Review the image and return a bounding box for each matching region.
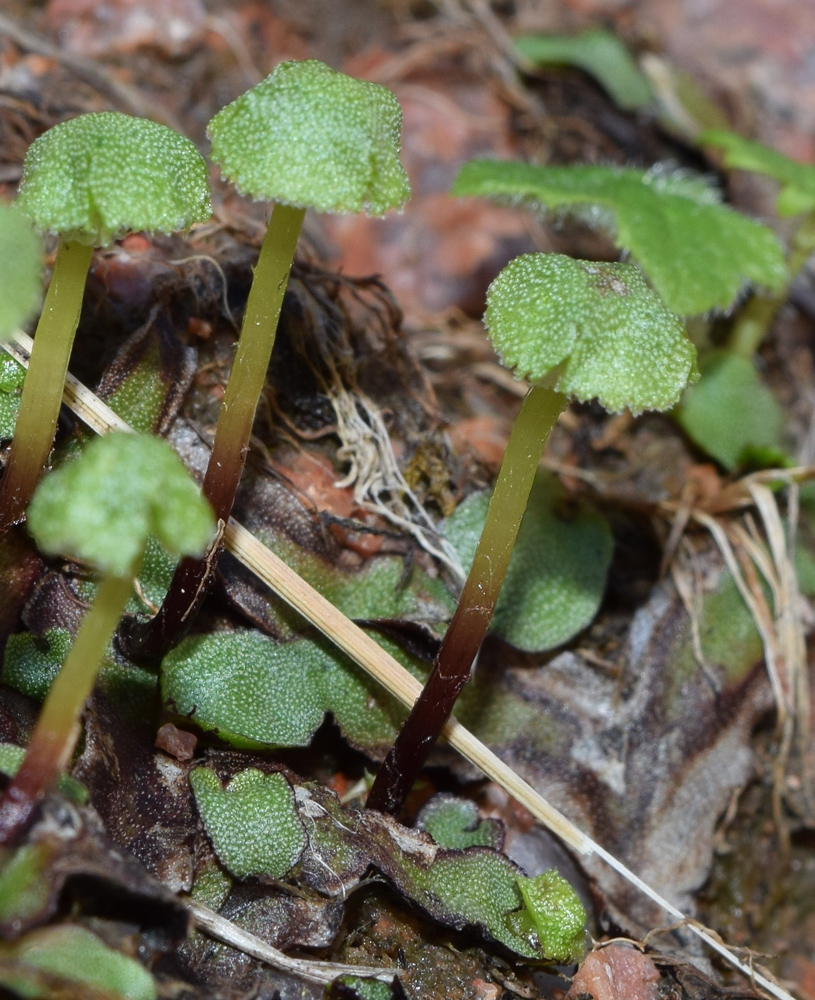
[367,383,566,815]
[125,204,305,661]
[0,573,132,844]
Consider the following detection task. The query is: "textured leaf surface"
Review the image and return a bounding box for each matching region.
[208,59,410,215]
[0,357,25,440]
[0,204,42,338]
[511,870,587,963]
[0,925,156,1000]
[16,112,211,246]
[225,525,454,639]
[676,350,785,469]
[275,536,455,631]
[701,129,815,216]
[484,253,696,413]
[416,794,503,850]
[327,976,396,1000]
[1,626,156,722]
[189,768,307,880]
[191,767,584,961]
[453,161,787,314]
[515,30,653,110]
[161,629,418,751]
[444,471,612,650]
[27,432,214,576]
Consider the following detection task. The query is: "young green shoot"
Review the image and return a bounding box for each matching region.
[700,128,815,357]
[1,112,211,530]
[135,59,410,658]
[367,252,696,815]
[0,432,214,844]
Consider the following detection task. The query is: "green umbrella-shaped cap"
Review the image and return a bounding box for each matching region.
[28,432,215,577]
[207,59,410,216]
[485,253,698,415]
[16,112,212,247]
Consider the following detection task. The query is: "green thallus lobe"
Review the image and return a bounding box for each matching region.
[367,253,696,815]
[699,129,815,357]
[0,111,211,531]
[0,432,214,844]
[133,58,410,659]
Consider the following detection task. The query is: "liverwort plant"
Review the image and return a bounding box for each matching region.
[135,58,410,657]
[367,252,696,814]
[452,159,787,316]
[700,129,815,357]
[0,112,211,530]
[675,131,815,470]
[0,432,214,844]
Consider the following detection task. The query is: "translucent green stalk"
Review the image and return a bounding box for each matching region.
[0,240,92,529]
[729,210,815,357]
[201,203,306,521]
[129,60,410,659]
[368,252,695,816]
[367,383,566,814]
[130,203,305,658]
[4,110,211,531]
[0,573,131,841]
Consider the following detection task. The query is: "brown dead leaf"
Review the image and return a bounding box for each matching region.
[0,791,187,940]
[565,943,661,1000]
[73,697,197,894]
[44,0,207,57]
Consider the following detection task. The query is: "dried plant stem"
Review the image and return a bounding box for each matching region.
[0,239,93,530]
[368,383,567,814]
[129,203,305,658]
[189,900,399,985]
[0,573,132,843]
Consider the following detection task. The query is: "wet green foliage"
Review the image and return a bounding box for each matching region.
[416,794,503,850]
[161,629,419,752]
[0,924,157,1000]
[0,204,42,338]
[27,432,214,577]
[190,768,586,962]
[484,253,696,413]
[0,358,26,440]
[189,768,307,880]
[444,471,613,651]
[258,535,455,638]
[208,59,410,215]
[16,112,211,246]
[676,350,786,469]
[0,845,52,928]
[453,161,787,314]
[2,628,73,702]
[2,626,156,723]
[326,974,397,1000]
[515,29,653,110]
[509,870,587,964]
[701,129,815,216]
